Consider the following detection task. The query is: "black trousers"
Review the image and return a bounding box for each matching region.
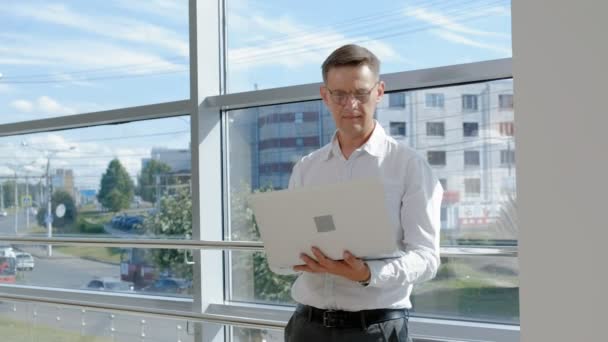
[284,305,412,342]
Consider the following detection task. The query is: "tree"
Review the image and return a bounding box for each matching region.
[36,190,77,229]
[97,159,134,212]
[230,183,296,304]
[143,189,192,279]
[137,160,172,203]
[144,183,296,302]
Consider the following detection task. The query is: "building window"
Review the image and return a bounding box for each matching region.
[499,121,515,136]
[501,149,515,165]
[294,112,303,124]
[439,178,448,190]
[426,93,445,108]
[462,94,478,111]
[463,122,479,137]
[389,121,406,137]
[464,150,480,167]
[499,94,514,110]
[427,151,447,166]
[426,122,445,137]
[464,178,481,196]
[389,93,406,108]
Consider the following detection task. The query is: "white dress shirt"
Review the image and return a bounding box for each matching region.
[277,121,443,311]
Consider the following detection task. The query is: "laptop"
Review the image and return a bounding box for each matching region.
[248,179,399,269]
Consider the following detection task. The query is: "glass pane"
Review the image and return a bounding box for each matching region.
[0,243,193,297]
[226,79,517,322]
[0,300,198,342]
[412,255,519,324]
[230,250,296,305]
[233,326,284,342]
[0,1,189,124]
[0,116,191,239]
[226,0,512,92]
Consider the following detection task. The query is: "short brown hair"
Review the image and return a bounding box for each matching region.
[321,44,380,83]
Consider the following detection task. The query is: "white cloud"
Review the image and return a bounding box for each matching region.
[404,7,509,39]
[0,39,185,80]
[112,0,188,22]
[0,83,14,94]
[8,3,189,56]
[403,5,511,55]
[431,30,511,55]
[11,99,34,113]
[9,96,75,116]
[228,14,405,70]
[37,96,75,115]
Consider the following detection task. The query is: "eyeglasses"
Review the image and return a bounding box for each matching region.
[325,81,379,105]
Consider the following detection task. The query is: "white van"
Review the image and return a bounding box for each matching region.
[15,252,35,271]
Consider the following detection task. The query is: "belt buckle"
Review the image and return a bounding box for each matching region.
[322,310,345,328]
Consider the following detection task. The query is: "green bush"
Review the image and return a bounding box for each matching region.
[76,218,105,234]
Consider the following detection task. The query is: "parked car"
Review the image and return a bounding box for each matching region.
[142,278,191,295]
[15,252,34,271]
[0,211,7,217]
[85,277,134,292]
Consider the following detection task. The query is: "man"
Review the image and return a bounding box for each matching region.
[282,44,443,342]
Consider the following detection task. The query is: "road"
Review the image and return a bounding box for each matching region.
[0,211,200,341]
[0,208,32,236]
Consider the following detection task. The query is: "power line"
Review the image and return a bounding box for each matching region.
[233,0,474,49]
[231,0,507,64]
[0,55,187,80]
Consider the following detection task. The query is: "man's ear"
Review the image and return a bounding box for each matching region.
[376,81,385,103]
[320,85,330,106]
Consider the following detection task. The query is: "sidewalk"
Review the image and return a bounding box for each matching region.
[13,244,72,259]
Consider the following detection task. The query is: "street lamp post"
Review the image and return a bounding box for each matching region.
[21,142,75,256]
[13,171,18,235]
[45,157,53,256]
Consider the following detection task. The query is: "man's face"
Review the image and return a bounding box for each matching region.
[321,64,384,141]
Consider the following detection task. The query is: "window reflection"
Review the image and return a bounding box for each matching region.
[227,79,518,323]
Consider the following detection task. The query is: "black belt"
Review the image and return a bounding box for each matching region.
[297,304,408,329]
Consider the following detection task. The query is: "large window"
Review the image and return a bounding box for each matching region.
[0,2,189,125]
[0,2,517,341]
[226,79,518,326]
[225,0,513,92]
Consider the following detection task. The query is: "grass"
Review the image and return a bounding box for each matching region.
[54,246,122,264]
[0,318,113,342]
[410,260,520,324]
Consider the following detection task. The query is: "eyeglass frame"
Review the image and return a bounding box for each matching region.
[324,81,381,105]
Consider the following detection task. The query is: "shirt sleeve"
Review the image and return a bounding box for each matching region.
[268,161,303,276]
[366,155,443,288]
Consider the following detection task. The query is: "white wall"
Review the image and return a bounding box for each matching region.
[513,1,608,341]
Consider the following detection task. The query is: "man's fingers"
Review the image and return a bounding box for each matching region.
[312,247,337,268]
[300,253,326,273]
[343,250,362,268]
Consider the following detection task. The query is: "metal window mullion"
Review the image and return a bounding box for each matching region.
[189,0,225,341]
[0,100,191,137]
[203,58,512,111]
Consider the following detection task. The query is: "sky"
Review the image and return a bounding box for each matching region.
[0,0,512,191]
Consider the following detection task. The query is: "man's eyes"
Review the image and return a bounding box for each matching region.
[334,92,367,97]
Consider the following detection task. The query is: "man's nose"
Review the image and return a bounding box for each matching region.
[343,94,359,108]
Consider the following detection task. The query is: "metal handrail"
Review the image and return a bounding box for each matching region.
[0,235,517,257]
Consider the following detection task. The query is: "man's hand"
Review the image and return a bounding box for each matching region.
[293,247,371,283]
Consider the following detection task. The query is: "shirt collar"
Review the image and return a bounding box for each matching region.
[323,121,387,161]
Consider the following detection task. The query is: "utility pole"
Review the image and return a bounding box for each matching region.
[155,173,161,210]
[45,157,53,256]
[25,174,29,230]
[0,181,4,211]
[14,172,18,235]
